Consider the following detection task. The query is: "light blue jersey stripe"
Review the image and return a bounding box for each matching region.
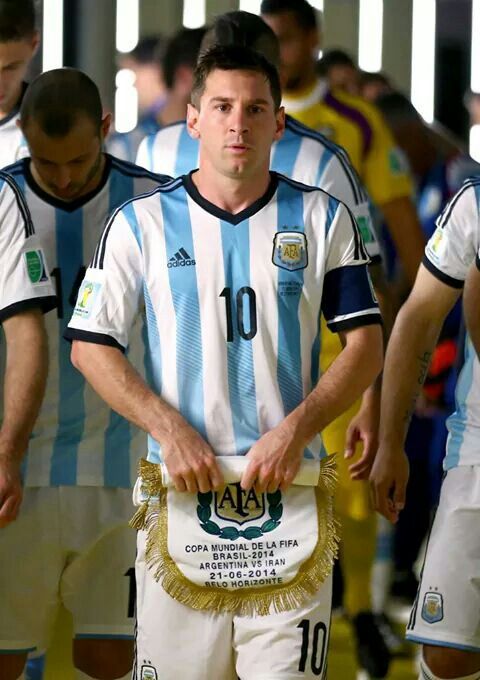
[161,191,207,440]
[315,146,334,186]
[175,126,199,176]
[51,209,85,484]
[446,338,475,469]
[220,219,260,455]
[147,134,156,172]
[143,285,162,464]
[103,179,135,487]
[270,128,302,178]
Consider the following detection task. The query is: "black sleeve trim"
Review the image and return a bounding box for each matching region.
[0,295,57,323]
[328,312,383,333]
[63,327,126,353]
[422,255,464,290]
[476,253,480,271]
[368,254,382,266]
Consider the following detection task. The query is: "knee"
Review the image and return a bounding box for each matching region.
[0,653,27,680]
[423,644,480,679]
[74,638,133,680]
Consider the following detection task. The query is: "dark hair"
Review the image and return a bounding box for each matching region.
[192,44,282,111]
[375,92,422,127]
[260,0,317,31]
[317,49,355,76]
[200,11,280,69]
[163,27,207,90]
[0,0,36,41]
[122,35,166,65]
[21,68,103,137]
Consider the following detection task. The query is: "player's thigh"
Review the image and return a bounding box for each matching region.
[73,638,133,679]
[0,488,63,653]
[61,488,136,640]
[135,529,236,680]
[234,572,332,679]
[407,466,480,651]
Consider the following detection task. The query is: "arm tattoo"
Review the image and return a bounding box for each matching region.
[402,351,432,424]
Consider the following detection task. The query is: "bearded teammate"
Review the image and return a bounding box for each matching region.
[136,11,392,677]
[66,45,382,679]
[371,177,480,680]
[0,0,38,166]
[0,69,170,680]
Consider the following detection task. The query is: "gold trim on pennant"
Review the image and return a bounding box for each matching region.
[130,457,339,616]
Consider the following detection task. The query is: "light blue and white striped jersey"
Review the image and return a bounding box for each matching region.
[136,115,380,262]
[3,155,171,488]
[0,171,55,321]
[424,177,480,469]
[67,172,381,464]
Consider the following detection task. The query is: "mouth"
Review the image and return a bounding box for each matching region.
[226,143,251,154]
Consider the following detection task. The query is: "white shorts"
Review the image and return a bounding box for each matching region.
[0,486,136,652]
[406,465,480,651]
[134,529,332,680]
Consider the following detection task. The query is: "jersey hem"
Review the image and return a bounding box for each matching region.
[0,295,57,323]
[328,312,382,333]
[406,633,480,652]
[422,255,464,289]
[63,327,125,352]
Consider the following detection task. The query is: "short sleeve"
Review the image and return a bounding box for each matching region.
[0,176,56,323]
[423,183,479,288]
[363,106,414,206]
[65,205,144,350]
[321,201,382,332]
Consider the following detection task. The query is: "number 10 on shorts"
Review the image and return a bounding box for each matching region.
[298,619,327,676]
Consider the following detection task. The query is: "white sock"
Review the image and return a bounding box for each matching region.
[419,655,480,680]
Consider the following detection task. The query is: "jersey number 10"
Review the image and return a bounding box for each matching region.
[220,287,257,342]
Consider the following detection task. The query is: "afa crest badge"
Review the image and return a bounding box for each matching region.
[141,664,158,680]
[272,231,308,271]
[421,591,444,624]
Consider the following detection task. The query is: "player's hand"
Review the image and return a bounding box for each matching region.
[0,452,23,528]
[344,399,379,481]
[161,423,224,494]
[369,442,409,523]
[241,424,303,493]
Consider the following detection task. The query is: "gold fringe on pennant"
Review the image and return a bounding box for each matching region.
[131,456,340,617]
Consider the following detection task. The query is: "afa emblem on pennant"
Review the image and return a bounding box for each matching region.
[421,591,444,624]
[272,231,308,271]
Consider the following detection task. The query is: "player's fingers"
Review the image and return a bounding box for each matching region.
[205,456,224,490]
[183,470,198,494]
[194,463,212,494]
[0,495,18,526]
[172,474,187,493]
[279,467,297,492]
[254,468,271,494]
[241,460,259,491]
[393,478,407,514]
[267,472,283,494]
[344,425,359,459]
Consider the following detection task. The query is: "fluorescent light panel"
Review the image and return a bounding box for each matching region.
[42,0,63,71]
[310,0,324,9]
[116,0,139,53]
[115,69,138,133]
[183,0,206,28]
[472,0,480,92]
[411,0,436,123]
[358,0,383,73]
[470,124,480,162]
[239,0,262,14]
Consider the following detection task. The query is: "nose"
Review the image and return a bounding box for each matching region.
[229,107,249,135]
[53,166,71,189]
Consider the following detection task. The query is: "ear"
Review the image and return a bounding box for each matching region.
[274,106,286,142]
[31,29,40,56]
[186,102,200,140]
[100,112,112,140]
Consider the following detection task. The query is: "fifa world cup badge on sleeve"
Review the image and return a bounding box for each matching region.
[272,231,308,271]
[73,280,102,320]
[131,456,339,616]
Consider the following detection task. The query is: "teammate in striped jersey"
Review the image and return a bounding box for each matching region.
[0,69,170,680]
[67,44,383,680]
[0,171,55,526]
[372,177,480,680]
[0,0,37,167]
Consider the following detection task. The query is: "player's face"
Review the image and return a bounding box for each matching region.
[187,68,285,180]
[24,114,111,201]
[0,35,39,115]
[261,12,318,90]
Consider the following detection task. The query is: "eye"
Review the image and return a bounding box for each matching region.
[249,105,264,114]
[216,103,230,112]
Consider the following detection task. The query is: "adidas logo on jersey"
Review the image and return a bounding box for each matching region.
[167,247,196,268]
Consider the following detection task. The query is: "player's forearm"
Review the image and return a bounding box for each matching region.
[0,310,48,459]
[381,196,425,287]
[379,303,441,447]
[71,340,189,443]
[464,262,480,360]
[284,324,383,446]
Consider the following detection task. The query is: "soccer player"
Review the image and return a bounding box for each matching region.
[0,172,55,527]
[67,44,383,680]
[260,0,425,288]
[107,28,206,163]
[0,68,170,680]
[371,178,480,679]
[0,0,38,166]
[136,11,392,677]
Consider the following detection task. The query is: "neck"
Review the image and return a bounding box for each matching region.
[284,67,317,96]
[193,159,271,215]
